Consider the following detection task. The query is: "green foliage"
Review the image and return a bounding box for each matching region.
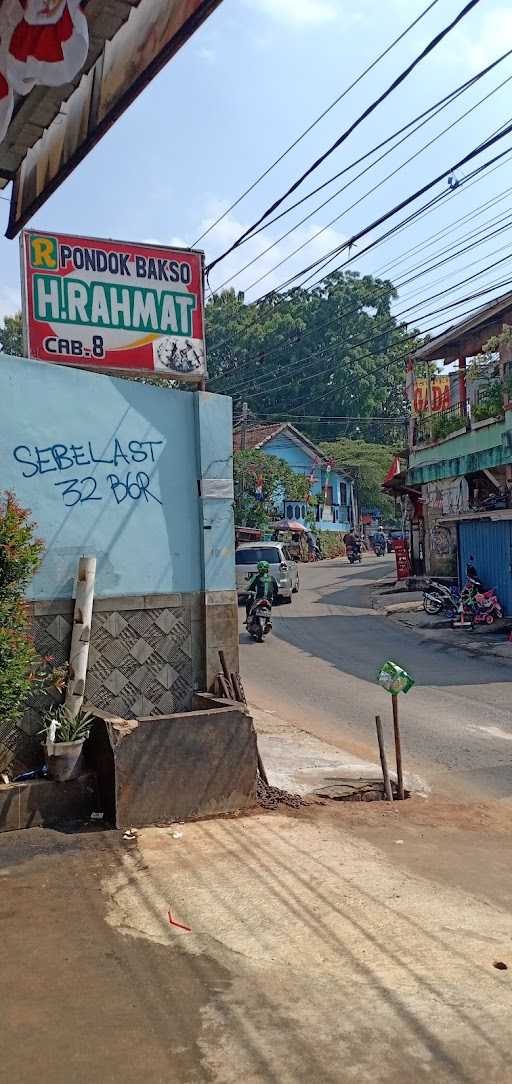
[317,531,346,558]
[0,493,58,735]
[319,437,397,518]
[206,272,418,443]
[472,380,504,423]
[234,450,310,529]
[0,311,23,356]
[40,704,93,744]
[431,414,466,439]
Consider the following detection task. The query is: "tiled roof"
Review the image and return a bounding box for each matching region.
[233,423,288,452]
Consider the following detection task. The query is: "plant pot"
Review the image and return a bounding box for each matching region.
[45,739,85,782]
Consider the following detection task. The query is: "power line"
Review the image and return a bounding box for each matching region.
[212,201,512,396]
[206,145,512,364]
[236,75,512,297]
[213,51,512,295]
[206,0,483,273]
[268,132,512,297]
[192,0,441,248]
[208,173,512,378]
[223,270,512,405]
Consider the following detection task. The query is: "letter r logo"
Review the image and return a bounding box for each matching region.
[29,235,58,269]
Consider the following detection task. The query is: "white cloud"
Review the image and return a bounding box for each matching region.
[434,7,512,71]
[190,202,346,298]
[244,0,339,27]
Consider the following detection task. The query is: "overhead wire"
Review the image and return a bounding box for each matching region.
[205,0,483,273]
[191,0,442,247]
[212,54,512,296]
[212,198,512,395]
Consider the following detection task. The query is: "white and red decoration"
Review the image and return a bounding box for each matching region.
[0,1,88,141]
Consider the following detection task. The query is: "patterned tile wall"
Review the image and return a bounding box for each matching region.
[0,602,194,773]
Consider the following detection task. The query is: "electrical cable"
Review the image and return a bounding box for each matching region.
[213,57,512,296]
[206,148,512,362]
[209,183,512,382]
[206,0,483,273]
[192,0,442,247]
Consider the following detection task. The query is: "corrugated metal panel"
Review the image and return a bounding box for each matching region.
[458,520,512,616]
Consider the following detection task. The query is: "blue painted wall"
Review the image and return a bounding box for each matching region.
[263,432,352,530]
[0,354,234,599]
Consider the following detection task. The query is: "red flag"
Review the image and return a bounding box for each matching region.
[383,457,401,484]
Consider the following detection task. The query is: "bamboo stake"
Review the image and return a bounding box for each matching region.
[375,715,393,801]
[391,694,405,800]
[65,556,96,716]
[218,650,235,698]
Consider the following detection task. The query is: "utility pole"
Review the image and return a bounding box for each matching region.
[240,401,248,451]
[240,402,248,519]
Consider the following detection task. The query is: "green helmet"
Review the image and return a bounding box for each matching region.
[257,560,270,573]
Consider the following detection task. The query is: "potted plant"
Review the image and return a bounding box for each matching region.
[40,704,93,782]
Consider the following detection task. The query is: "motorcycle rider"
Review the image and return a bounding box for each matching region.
[344,530,361,561]
[372,527,387,554]
[245,560,278,622]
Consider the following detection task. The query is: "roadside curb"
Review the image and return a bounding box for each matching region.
[371,587,512,662]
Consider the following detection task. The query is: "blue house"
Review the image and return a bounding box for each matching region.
[234,422,355,532]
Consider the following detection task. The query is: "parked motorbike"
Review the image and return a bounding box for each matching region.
[347,542,362,565]
[246,594,272,642]
[423,580,460,616]
[373,541,386,557]
[424,567,503,626]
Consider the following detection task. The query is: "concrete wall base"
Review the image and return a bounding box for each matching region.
[0,772,98,833]
[87,697,257,828]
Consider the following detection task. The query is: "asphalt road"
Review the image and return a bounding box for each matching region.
[240,554,512,800]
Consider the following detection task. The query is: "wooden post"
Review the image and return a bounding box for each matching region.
[65,556,96,716]
[375,715,393,801]
[391,693,405,800]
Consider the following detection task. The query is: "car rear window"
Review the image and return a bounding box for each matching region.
[235,546,280,565]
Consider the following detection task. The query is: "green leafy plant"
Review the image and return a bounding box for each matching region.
[431,414,465,440]
[40,704,94,745]
[0,492,52,736]
[234,449,310,529]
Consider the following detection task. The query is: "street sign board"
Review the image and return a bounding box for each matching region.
[21,229,206,379]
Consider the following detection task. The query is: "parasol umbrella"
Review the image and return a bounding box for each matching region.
[275,520,306,532]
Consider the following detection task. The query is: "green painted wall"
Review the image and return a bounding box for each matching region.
[408,414,512,484]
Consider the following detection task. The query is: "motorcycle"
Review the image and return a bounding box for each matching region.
[347,542,362,565]
[424,568,503,626]
[246,594,272,642]
[423,580,460,616]
[373,541,386,557]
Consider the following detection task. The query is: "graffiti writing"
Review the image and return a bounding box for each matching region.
[11,438,163,508]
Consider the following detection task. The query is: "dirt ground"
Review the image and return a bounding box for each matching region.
[3,795,512,1084]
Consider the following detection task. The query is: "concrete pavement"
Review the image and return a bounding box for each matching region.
[239,555,512,801]
[3,793,512,1084]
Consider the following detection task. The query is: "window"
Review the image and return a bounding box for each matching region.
[295,504,301,520]
[235,546,281,565]
[286,503,293,519]
[339,482,347,504]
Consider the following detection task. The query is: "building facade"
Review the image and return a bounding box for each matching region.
[234,422,355,532]
[403,290,512,610]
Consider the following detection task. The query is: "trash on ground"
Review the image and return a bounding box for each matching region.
[122,828,137,841]
[493,961,508,971]
[168,908,192,932]
[395,839,404,845]
[170,830,183,839]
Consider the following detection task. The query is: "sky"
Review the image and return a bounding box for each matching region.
[1,0,512,341]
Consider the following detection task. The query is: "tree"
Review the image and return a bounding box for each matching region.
[234,450,310,529]
[206,272,419,443]
[319,437,398,520]
[0,311,23,356]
